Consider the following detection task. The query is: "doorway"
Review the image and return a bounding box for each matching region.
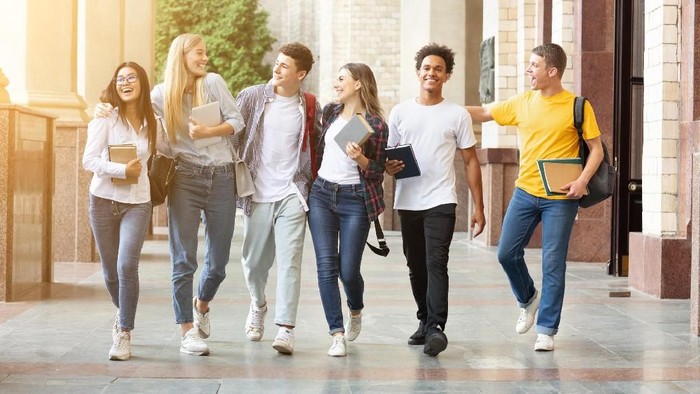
[611,0,644,276]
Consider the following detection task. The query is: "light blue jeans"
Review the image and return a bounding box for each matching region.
[89,193,152,331]
[241,194,307,327]
[308,177,370,335]
[167,160,236,324]
[497,187,579,336]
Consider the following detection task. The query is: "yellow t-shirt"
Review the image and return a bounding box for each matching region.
[489,90,601,199]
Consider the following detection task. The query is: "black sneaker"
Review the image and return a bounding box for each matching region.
[407,321,427,345]
[423,328,448,357]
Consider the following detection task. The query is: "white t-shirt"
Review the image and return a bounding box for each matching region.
[317,116,361,184]
[254,93,302,202]
[388,98,476,210]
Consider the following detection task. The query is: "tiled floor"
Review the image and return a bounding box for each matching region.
[1,221,700,393]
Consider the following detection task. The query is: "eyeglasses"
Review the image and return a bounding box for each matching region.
[115,74,138,85]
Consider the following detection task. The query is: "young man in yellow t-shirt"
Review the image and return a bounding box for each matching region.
[467,43,604,351]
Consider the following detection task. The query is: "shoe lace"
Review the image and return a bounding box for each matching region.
[184,329,202,342]
[517,308,528,324]
[277,329,293,342]
[249,308,265,328]
[115,330,130,349]
[348,316,360,331]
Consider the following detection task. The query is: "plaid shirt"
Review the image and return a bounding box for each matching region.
[315,103,388,221]
[233,81,322,216]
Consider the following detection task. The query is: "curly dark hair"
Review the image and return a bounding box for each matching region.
[414,43,456,74]
[279,42,315,76]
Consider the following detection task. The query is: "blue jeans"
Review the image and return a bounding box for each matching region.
[168,160,236,324]
[497,187,579,336]
[308,177,370,334]
[398,204,456,334]
[88,193,152,331]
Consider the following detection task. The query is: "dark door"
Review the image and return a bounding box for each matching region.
[611,0,644,276]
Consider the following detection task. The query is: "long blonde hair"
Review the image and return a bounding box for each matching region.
[341,63,383,119]
[163,33,207,144]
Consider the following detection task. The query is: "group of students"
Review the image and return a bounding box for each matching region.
[83,33,604,362]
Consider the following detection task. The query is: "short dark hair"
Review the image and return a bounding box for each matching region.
[414,43,456,74]
[532,43,567,79]
[279,42,315,75]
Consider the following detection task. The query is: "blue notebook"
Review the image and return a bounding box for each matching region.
[385,144,421,179]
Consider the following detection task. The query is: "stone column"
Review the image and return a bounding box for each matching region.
[0,0,88,123]
[0,68,10,103]
[628,0,690,298]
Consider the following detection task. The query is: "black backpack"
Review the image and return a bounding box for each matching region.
[574,97,615,208]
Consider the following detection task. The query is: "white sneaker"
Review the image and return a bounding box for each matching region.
[516,290,540,334]
[534,333,555,351]
[109,328,131,361]
[344,311,362,341]
[180,327,210,356]
[193,297,210,339]
[327,335,346,357]
[245,302,267,341]
[112,311,119,342]
[272,327,295,354]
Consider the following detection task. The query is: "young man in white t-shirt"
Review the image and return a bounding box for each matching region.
[386,43,486,357]
[235,42,322,354]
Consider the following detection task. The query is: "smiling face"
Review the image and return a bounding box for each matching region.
[185,40,208,78]
[416,55,450,94]
[115,66,141,103]
[526,53,556,91]
[271,53,306,95]
[334,67,360,104]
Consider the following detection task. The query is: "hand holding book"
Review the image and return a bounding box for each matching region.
[537,158,588,197]
[385,144,421,179]
[108,144,139,184]
[335,114,374,154]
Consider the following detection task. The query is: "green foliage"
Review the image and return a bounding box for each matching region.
[155,0,275,96]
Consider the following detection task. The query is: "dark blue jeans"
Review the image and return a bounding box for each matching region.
[497,187,579,335]
[308,177,370,334]
[398,204,456,333]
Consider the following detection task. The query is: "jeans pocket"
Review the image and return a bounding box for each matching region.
[175,165,197,178]
[352,189,365,201]
[88,194,109,211]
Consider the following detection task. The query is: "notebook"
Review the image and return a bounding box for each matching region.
[191,101,223,148]
[334,114,374,154]
[537,158,588,196]
[385,144,421,179]
[107,144,138,184]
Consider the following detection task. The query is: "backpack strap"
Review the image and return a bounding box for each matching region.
[302,92,318,178]
[365,219,390,257]
[574,96,586,138]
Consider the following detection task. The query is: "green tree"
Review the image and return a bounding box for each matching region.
[155,0,275,96]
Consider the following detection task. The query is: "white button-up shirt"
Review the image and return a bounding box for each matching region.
[82,110,169,204]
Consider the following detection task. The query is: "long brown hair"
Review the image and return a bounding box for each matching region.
[341,63,383,119]
[101,61,157,147]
